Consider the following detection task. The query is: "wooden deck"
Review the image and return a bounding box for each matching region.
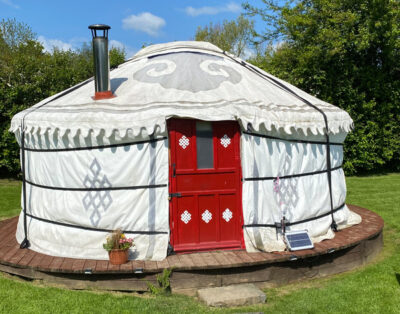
[0,205,384,294]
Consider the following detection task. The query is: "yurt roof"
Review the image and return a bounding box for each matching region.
[10,41,353,138]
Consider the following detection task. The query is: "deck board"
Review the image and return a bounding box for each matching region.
[222,251,242,266]
[187,253,208,268]
[200,252,222,267]
[211,251,232,266]
[233,250,255,264]
[176,253,195,269]
[60,258,76,272]
[18,250,37,267]
[95,260,108,272]
[0,220,18,254]
[156,257,170,270]
[71,258,86,272]
[167,255,184,268]
[40,255,54,269]
[1,245,20,264]
[144,260,158,272]
[8,247,28,265]
[83,259,97,272]
[119,260,133,272]
[29,252,46,268]
[131,260,145,272]
[48,257,64,272]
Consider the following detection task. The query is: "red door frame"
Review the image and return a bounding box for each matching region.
[168,118,245,253]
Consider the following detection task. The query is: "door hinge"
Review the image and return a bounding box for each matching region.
[169,193,182,199]
[172,163,176,177]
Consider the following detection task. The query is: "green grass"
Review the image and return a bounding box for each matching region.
[0,179,21,219]
[0,174,399,313]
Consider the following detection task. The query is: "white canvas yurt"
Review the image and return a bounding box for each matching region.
[10,27,361,261]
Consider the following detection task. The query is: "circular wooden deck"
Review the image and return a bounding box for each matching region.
[0,205,383,295]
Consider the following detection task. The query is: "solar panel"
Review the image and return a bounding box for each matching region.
[284,230,314,251]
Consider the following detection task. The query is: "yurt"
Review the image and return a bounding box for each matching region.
[10,25,361,261]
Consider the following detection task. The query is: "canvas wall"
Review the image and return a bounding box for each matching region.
[16,130,170,261]
[240,130,361,252]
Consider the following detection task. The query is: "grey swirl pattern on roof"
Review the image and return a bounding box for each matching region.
[132,52,242,92]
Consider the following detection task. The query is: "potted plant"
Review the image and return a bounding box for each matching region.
[103,229,134,265]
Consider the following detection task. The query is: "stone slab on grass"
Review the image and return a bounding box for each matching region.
[197,284,266,307]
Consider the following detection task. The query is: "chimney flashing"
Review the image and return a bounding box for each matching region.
[92,90,115,101]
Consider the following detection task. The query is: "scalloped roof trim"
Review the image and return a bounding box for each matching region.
[10,116,353,140]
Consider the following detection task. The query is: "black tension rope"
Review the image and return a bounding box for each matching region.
[25,212,168,235]
[19,130,30,249]
[224,52,339,232]
[242,130,343,147]
[23,136,167,152]
[24,179,167,192]
[243,203,345,229]
[244,165,342,182]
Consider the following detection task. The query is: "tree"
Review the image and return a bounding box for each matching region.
[244,0,400,174]
[0,19,126,176]
[194,16,255,58]
[0,19,47,175]
[0,18,35,47]
[109,46,126,69]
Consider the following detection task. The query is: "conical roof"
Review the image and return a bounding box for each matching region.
[10,41,353,138]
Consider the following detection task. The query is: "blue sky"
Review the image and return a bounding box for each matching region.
[1,0,265,58]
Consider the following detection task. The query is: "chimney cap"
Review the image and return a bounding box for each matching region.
[88,24,111,39]
[88,24,111,31]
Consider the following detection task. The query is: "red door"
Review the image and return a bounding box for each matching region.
[168,119,244,253]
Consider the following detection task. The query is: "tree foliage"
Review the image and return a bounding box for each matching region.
[110,46,126,69]
[245,0,400,174]
[0,18,126,176]
[194,16,255,58]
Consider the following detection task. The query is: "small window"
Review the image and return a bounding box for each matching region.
[196,121,214,169]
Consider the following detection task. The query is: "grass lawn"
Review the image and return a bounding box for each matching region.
[0,174,399,313]
[0,179,21,220]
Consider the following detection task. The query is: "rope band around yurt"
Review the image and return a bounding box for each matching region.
[22,163,340,192]
[19,130,29,249]
[242,130,343,146]
[24,212,168,235]
[243,202,345,229]
[24,180,167,191]
[224,52,338,232]
[22,136,167,152]
[243,164,342,181]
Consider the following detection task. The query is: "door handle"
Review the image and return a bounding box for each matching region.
[172,163,176,177]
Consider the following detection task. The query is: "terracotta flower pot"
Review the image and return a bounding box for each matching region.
[108,249,129,265]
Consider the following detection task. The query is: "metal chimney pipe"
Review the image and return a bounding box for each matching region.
[88,24,114,100]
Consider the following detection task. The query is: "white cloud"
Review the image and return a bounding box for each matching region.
[122,12,166,36]
[109,39,138,59]
[1,0,19,9]
[109,39,124,50]
[241,47,256,60]
[38,36,138,59]
[273,41,285,50]
[185,2,241,17]
[69,37,88,47]
[38,36,73,52]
